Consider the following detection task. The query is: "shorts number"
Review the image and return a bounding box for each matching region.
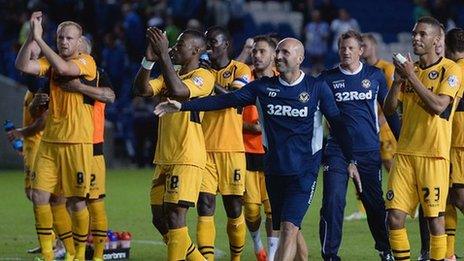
[76,172,84,185]
[170,175,179,189]
[90,174,96,186]
[233,169,241,182]
[422,187,440,203]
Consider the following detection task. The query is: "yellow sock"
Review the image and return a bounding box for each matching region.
[389,228,410,261]
[185,233,205,261]
[197,216,215,261]
[51,204,75,257]
[357,199,366,214]
[88,200,108,260]
[445,203,457,258]
[71,208,90,261]
[34,204,54,261]
[430,234,447,260]
[167,227,191,261]
[227,213,246,261]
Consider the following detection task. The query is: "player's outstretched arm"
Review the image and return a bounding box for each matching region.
[155,84,257,116]
[154,99,182,117]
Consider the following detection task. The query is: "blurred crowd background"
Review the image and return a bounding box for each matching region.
[1,0,464,168]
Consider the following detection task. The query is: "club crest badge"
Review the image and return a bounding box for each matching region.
[362,79,371,88]
[428,70,439,80]
[299,92,310,103]
[223,71,232,78]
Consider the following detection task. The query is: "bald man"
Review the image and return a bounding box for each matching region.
[154,37,360,261]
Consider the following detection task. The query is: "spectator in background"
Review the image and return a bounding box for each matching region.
[412,0,431,22]
[165,14,181,47]
[207,0,231,28]
[132,96,157,168]
[304,9,330,75]
[318,0,338,23]
[186,18,203,32]
[101,32,127,98]
[122,2,145,63]
[431,0,456,29]
[330,8,360,52]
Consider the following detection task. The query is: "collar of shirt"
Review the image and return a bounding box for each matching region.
[278,70,305,86]
[338,62,363,75]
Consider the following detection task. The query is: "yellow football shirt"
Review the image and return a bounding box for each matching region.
[202,60,252,152]
[23,91,42,150]
[452,58,464,147]
[150,67,215,167]
[375,59,395,88]
[38,54,97,143]
[397,57,462,159]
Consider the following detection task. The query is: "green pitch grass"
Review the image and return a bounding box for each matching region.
[1,169,463,260]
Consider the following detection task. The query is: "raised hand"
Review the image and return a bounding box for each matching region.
[154,98,182,117]
[30,11,43,41]
[147,27,169,57]
[145,29,158,61]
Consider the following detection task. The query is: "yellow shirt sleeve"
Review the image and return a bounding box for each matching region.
[149,75,165,96]
[231,63,252,89]
[384,63,395,88]
[184,69,215,98]
[70,54,97,80]
[437,63,462,98]
[38,57,51,77]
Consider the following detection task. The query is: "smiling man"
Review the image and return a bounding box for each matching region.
[154,37,360,261]
[384,16,463,261]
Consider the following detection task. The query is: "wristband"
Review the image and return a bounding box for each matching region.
[141,57,154,70]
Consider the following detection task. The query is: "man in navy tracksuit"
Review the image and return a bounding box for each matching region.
[318,30,400,261]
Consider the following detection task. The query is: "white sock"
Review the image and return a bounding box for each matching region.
[250,229,263,253]
[268,237,279,261]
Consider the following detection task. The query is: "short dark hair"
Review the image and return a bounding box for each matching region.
[361,33,377,45]
[445,28,464,53]
[182,29,206,49]
[416,16,442,33]
[338,30,363,48]
[206,26,231,42]
[253,34,277,49]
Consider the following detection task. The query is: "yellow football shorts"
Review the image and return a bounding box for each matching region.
[379,123,397,161]
[31,141,93,197]
[150,164,204,207]
[23,141,40,189]
[450,147,464,187]
[201,152,246,196]
[88,155,106,199]
[244,170,269,204]
[386,154,449,217]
